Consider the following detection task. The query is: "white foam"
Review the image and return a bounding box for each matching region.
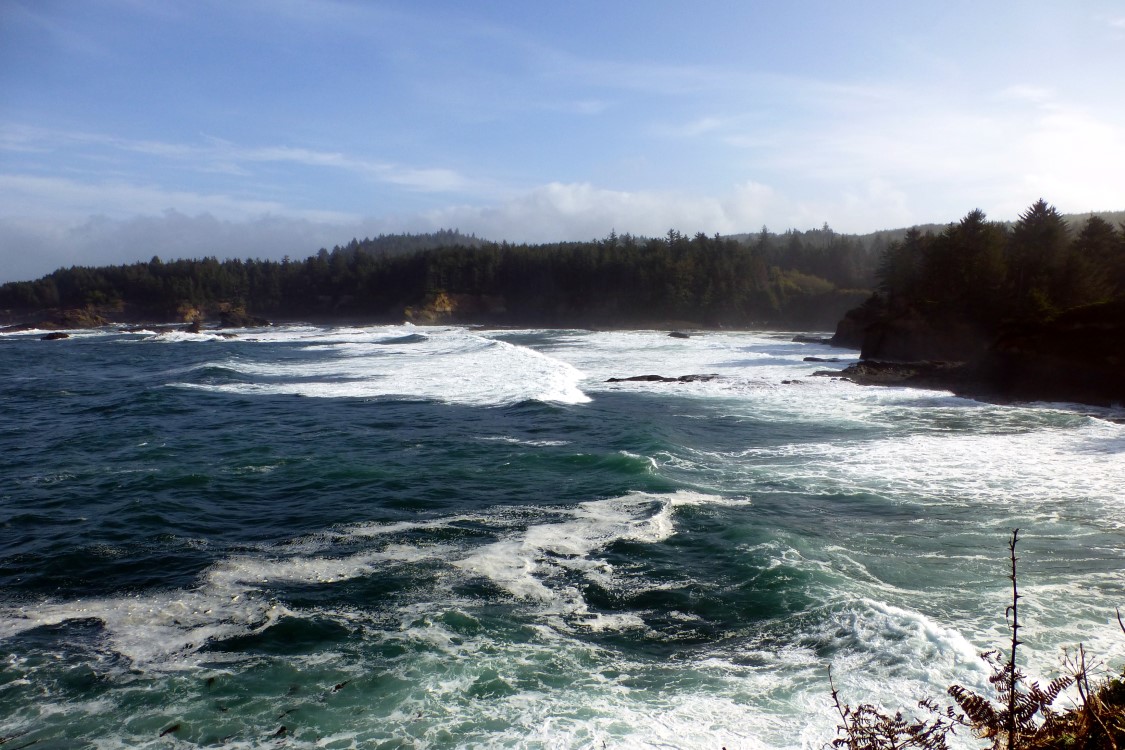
[0,536,458,669]
[171,327,590,406]
[0,589,288,669]
[478,436,572,447]
[729,417,1125,525]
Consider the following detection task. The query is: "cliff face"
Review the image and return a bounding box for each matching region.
[858,314,991,363]
[973,299,1125,405]
[831,295,991,363]
[403,292,507,324]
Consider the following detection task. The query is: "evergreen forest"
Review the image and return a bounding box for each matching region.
[0,227,879,329]
[877,201,1124,326]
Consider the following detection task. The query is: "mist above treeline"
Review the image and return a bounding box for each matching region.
[1,205,1122,332]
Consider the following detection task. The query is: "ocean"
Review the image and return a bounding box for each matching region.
[1,324,1122,749]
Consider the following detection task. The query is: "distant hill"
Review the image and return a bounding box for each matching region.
[323,229,486,260]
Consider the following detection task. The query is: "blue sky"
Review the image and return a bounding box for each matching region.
[2,0,1124,282]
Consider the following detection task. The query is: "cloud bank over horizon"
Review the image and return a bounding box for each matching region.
[2,1,1124,282]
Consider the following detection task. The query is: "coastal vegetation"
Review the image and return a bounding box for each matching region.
[836,201,1124,357]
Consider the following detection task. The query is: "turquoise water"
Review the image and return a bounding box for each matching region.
[1,325,1122,748]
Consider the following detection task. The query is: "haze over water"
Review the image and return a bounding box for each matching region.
[1,325,1122,748]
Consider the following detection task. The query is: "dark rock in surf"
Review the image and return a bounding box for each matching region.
[376,333,427,345]
[606,374,720,383]
[668,331,691,339]
[814,360,969,390]
[40,331,70,340]
[803,356,840,362]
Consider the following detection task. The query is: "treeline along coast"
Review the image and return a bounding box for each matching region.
[0,225,882,330]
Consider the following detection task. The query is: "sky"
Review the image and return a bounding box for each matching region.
[2,0,1124,282]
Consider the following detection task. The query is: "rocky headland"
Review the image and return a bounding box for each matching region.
[824,297,1125,407]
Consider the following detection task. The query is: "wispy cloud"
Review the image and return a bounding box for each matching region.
[0,126,477,195]
[998,85,1055,105]
[0,173,356,223]
[2,1,108,58]
[652,116,730,139]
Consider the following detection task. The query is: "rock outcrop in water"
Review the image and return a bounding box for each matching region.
[606,374,721,383]
[218,305,270,328]
[0,306,109,332]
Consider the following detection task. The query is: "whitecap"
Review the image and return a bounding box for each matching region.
[453,490,722,627]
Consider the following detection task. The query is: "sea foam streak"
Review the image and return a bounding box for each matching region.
[454,490,721,630]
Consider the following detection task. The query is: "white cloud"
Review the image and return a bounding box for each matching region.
[422,181,813,242]
[715,83,1125,225]
[998,85,1055,105]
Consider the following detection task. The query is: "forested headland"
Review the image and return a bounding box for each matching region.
[831,200,1125,406]
[0,226,883,330]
